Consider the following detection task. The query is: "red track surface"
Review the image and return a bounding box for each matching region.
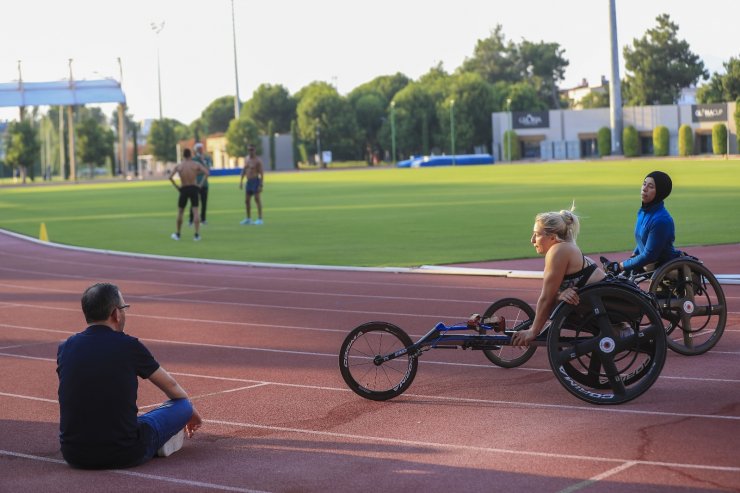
[1,231,739,492]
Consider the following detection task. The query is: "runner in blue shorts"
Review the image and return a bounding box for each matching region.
[238,145,264,225]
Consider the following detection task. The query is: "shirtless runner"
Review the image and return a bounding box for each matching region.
[169,148,210,241]
[238,145,264,225]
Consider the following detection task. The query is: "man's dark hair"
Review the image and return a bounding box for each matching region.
[183,148,192,158]
[81,283,121,323]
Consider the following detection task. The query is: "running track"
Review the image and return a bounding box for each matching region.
[1,230,739,492]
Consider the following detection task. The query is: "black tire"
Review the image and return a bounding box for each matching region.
[482,298,537,368]
[339,321,417,401]
[648,258,727,355]
[547,283,667,405]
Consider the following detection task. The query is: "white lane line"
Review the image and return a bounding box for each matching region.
[0,262,531,294]
[0,449,268,492]
[203,419,740,473]
[0,391,57,403]
[0,278,507,307]
[4,360,739,423]
[138,383,271,409]
[557,461,639,493]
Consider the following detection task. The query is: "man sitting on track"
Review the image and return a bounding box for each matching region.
[56,282,202,469]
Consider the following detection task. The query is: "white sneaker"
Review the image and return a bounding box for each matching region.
[157,429,184,457]
[194,234,201,242]
[254,218,263,225]
[240,218,251,225]
[170,233,180,241]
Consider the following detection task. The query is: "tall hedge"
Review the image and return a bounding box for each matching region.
[712,123,727,155]
[678,124,693,156]
[502,130,521,161]
[623,125,639,157]
[653,126,669,156]
[735,98,740,151]
[597,127,611,157]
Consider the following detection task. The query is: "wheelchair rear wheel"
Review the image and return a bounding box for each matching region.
[547,284,667,405]
[649,258,726,355]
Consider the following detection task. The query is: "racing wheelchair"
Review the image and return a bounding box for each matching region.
[600,254,727,356]
[339,279,667,405]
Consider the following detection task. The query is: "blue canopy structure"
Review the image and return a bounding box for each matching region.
[0,79,125,108]
[0,77,127,181]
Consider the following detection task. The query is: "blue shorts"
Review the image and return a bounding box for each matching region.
[246,178,261,195]
[134,398,193,466]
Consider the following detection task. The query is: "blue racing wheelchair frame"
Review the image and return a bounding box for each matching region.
[339,279,667,405]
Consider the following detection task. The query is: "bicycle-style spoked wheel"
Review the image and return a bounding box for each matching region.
[482,298,537,368]
[649,259,726,355]
[339,322,417,401]
[547,284,666,405]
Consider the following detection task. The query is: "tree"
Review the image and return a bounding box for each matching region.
[653,126,669,156]
[437,72,496,154]
[518,40,569,108]
[623,14,708,105]
[349,73,410,106]
[697,56,740,103]
[678,124,693,156]
[597,127,611,157]
[192,96,236,138]
[389,81,437,157]
[241,84,296,134]
[76,116,114,176]
[579,90,610,109]
[507,82,548,111]
[623,126,639,157]
[148,118,188,163]
[712,123,727,155]
[225,117,260,159]
[460,25,520,84]
[4,120,40,183]
[351,91,386,164]
[460,25,568,109]
[295,82,360,161]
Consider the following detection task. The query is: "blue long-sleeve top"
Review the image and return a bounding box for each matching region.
[622,201,679,271]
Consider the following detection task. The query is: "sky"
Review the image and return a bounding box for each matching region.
[1,0,738,125]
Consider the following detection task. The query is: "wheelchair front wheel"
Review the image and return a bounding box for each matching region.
[649,258,726,355]
[482,298,537,368]
[339,321,417,401]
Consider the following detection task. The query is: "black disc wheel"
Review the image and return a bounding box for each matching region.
[339,322,417,401]
[648,259,726,355]
[482,298,537,368]
[547,284,667,405]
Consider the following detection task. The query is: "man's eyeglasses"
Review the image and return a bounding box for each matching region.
[117,304,130,311]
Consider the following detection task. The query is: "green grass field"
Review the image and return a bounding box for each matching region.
[1,158,738,267]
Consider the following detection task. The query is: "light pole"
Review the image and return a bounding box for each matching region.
[450,99,456,166]
[315,119,322,168]
[230,0,241,119]
[390,101,397,164]
[151,21,165,120]
[506,98,512,162]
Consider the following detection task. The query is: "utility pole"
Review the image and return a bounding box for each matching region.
[231,0,241,119]
[608,0,623,155]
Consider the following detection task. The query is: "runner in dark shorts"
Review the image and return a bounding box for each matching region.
[178,185,200,209]
[245,178,261,195]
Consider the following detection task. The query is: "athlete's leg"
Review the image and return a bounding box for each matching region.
[200,187,208,222]
[255,192,262,219]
